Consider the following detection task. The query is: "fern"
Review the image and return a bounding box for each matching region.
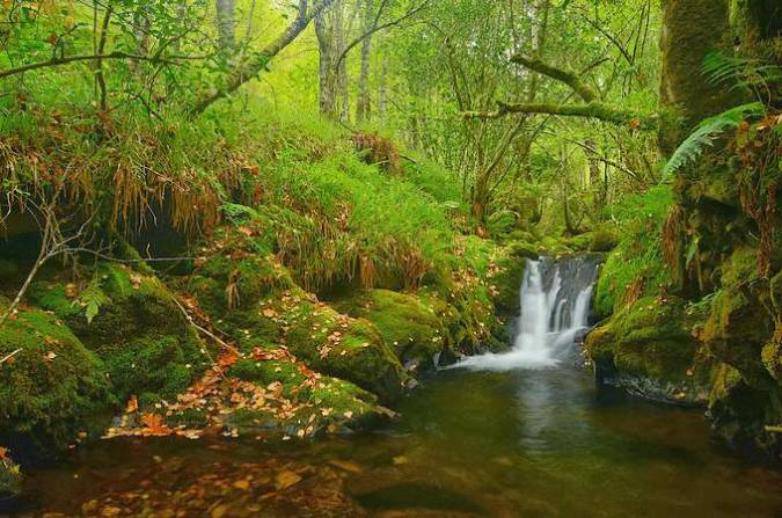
[79,277,109,325]
[662,102,765,178]
[703,52,782,98]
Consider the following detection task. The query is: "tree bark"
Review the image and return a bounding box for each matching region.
[356,0,373,122]
[216,0,236,51]
[659,0,736,153]
[315,0,347,119]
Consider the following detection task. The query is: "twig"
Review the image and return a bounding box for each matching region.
[171,296,240,357]
[0,349,21,365]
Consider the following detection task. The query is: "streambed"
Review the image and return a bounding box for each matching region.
[19,366,782,517]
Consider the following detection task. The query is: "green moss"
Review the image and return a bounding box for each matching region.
[29,263,209,407]
[282,296,408,401]
[218,369,386,437]
[334,289,448,369]
[594,186,673,318]
[232,358,306,398]
[188,244,408,401]
[0,305,114,452]
[589,228,619,252]
[586,296,711,404]
[108,336,197,407]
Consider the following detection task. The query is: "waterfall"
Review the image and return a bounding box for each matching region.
[452,256,599,371]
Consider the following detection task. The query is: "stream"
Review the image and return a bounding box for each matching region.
[16,257,782,516]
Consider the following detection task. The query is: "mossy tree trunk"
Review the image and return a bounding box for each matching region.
[659,0,737,154]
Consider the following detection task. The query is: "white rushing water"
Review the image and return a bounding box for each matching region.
[452,256,598,371]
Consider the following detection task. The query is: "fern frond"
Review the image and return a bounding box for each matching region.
[662,102,765,178]
[703,52,782,93]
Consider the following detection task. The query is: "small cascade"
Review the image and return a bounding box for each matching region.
[453,256,599,371]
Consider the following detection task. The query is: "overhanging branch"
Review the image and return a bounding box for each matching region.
[511,54,597,102]
[463,101,657,130]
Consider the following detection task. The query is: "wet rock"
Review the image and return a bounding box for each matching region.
[585,295,712,406]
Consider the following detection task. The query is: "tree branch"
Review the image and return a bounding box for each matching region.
[511,54,597,102]
[189,0,335,116]
[0,52,180,80]
[334,0,429,71]
[463,101,657,130]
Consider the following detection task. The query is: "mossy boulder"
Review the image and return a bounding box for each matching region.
[186,230,409,401]
[700,247,776,387]
[586,296,711,405]
[589,228,619,252]
[29,263,209,408]
[333,289,449,370]
[163,351,394,439]
[277,294,409,401]
[0,302,114,453]
[221,367,388,437]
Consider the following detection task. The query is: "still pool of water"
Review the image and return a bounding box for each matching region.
[18,366,782,517]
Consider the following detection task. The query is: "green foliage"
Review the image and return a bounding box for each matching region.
[662,102,765,177]
[703,52,782,99]
[595,186,674,317]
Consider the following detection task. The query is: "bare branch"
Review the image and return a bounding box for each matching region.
[0,52,184,80]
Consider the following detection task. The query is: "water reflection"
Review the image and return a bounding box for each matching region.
[22,368,782,517]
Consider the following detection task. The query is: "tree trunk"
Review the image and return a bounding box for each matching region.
[659,0,736,153]
[315,0,346,119]
[216,0,236,51]
[583,139,605,215]
[355,0,373,122]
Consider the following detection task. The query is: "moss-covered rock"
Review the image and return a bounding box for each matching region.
[0,302,114,452]
[586,296,712,405]
[29,263,209,408]
[162,349,394,440]
[589,228,619,252]
[277,294,409,401]
[186,229,409,401]
[333,289,449,370]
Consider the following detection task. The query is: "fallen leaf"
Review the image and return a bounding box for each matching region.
[275,470,302,490]
[125,395,139,414]
[233,479,251,490]
[328,459,363,473]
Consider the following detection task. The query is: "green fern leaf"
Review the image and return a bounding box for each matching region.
[662,102,765,178]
